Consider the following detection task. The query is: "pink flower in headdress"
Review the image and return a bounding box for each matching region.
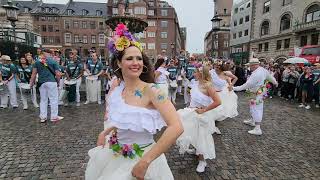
[115,23,128,36]
[250,99,256,106]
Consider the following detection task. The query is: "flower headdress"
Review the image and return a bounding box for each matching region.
[107,23,143,56]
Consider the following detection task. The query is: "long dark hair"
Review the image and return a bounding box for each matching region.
[154,58,165,70]
[19,56,29,67]
[111,47,155,83]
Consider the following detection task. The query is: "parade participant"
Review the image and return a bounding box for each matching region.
[25,53,35,65]
[299,66,314,110]
[183,56,197,105]
[233,58,278,135]
[0,55,18,109]
[176,65,221,173]
[34,48,42,62]
[29,49,64,123]
[85,23,183,180]
[64,50,84,106]
[84,52,104,105]
[167,60,178,104]
[16,56,39,110]
[312,63,320,108]
[210,61,238,122]
[57,57,66,106]
[154,57,169,97]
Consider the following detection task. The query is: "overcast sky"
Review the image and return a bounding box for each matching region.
[32,0,241,53]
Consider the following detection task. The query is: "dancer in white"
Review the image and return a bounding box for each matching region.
[176,65,222,173]
[85,24,183,180]
[210,61,238,121]
[154,57,169,97]
[233,58,278,135]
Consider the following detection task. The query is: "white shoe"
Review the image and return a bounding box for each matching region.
[305,105,311,110]
[50,116,64,122]
[84,101,89,105]
[34,104,39,108]
[76,102,80,107]
[243,119,255,126]
[196,160,207,173]
[23,106,28,110]
[186,148,196,155]
[40,118,47,123]
[316,104,319,108]
[299,104,305,108]
[98,101,102,105]
[64,102,69,107]
[248,127,262,136]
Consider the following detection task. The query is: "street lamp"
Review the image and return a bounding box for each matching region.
[170,43,175,59]
[2,0,19,62]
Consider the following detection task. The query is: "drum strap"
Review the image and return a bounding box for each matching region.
[21,66,30,83]
[91,62,98,75]
[71,63,79,78]
[41,63,58,83]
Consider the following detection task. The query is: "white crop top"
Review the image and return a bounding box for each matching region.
[189,81,213,108]
[210,70,227,91]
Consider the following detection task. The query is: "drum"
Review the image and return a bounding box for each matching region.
[0,82,3,92]
[86,75,98,81]
[169,80,178,89]
[86,76,99,102]
[19,83,31,90]
[84,71,90,76]
[64,79,77,102]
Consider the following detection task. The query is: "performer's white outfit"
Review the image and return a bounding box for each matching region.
[210,70,238,121]
[155,67,169,97]
[233,66,277,135]
[86,83,174,180]
[39,82,59,119]
[176,81,222,160]
[0,79,18,108]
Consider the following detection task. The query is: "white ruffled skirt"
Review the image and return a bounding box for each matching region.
[85,143,174,180]
[216,86,238,121]
[176,108,223,160]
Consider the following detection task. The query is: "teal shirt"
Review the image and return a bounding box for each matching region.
[312,69,320,83]
[67,61,84,79]
[88,60,103,75]
[33,57,59,84]
[17,65,32,83]
[1,64,16,80]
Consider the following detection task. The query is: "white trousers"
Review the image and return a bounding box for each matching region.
[183,79,190,104]
[59,77,82,103]
[177,80,182,93]
[86,79,101,103]
[168,87,177,103]
[249,95,264,123]
[20,86,38,109]
[58,78,64,105]
[0,79,18,107]
[39,82,59,119]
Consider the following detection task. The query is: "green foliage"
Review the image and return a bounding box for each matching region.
[0,40,37,62]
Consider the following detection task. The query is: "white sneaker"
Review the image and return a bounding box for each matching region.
[40,118,47,123]
[50,116,64,122]
[305,105,311,110]
[299,104,305,108]
[23,106,28,110]
[76,102,80,107]
[84,101,89,105]
[196,160,207,173]
[186,148,196,155]
[248,127,262,136]
[316,105,319,108]
[243,119,255,127]
[34,104,39,108]
[98,101,102,105]
[64,102,69,107]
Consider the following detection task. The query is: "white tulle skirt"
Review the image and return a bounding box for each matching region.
[176,108,223,160]
[85,143,174,180]
[216,86,238,121]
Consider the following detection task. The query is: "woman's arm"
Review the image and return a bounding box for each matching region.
[224,71,238,85]
[97,126,116,147]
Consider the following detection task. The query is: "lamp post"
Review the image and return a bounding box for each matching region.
[2,0,19,62]
[170,43,175,59]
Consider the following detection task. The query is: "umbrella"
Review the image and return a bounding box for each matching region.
[283,57,309,64]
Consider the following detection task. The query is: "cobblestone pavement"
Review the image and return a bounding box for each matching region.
[0,93,319,179]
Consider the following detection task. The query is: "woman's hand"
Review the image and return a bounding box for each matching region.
[131,160,150,180]
[96,131,106,147]
[3,80,8,85]
[195,108,206,114]
[228,85,233,91]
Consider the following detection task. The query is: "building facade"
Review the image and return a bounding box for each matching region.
[250,0,320,63]
[230,0,252,65]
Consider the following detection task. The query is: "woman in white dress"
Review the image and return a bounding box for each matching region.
[176,65,222,173]
[154,57,169,97]
[85,23,183,180]
[210,61,238,122]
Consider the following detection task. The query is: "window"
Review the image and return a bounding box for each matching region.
[100,49,105,57]
[96,10,102,16]
[41,16,46,21]
[244,29,249,36]
[99,22,104,30]
[47,16,52,21]
[264,42,269,51]
[224,34,229,39]
[67,9,73,15]
[161,9,168,16]
[113,0,118,3]
[233,33,236,39]
[147,32,156,38]
[245,15,250,22]
[148,2,154,6]
[224,9,227,14]
[65,33,71,43]
[276,40,282,50]
[42,36,48,44]
[234,8,238,14]
[48,25,53,32]
[45,7,50,13]
[83,35,88,44]
[305,4,320,23]
[148,20,156,26]
[73,21,79,28]
[311,34,319,45]
[34,16,39,21]
[112,8,118,15]
[134,7,146,15]
[300,36,308,46]
[82,9,88,16]
[161,21,168,28]
[282,0,292,6]
[42,25,47,32]
[90,21,96,29]
[238,31,242,38]
[128,9,133,15]
[49,37,54,44]
[24,7,29,13]
[161,32,167,38]
[239,18,243,25]
[99,34,105,44]
[54,17,58,22]
[148,10,154,16]
[224,41,229,47]
[54,25,59,32]
[234,20,237,26]
[261,21,270,36]
[280,14,291,31]
[284,38,290,49]
[141,43,146,49]
[263,1,270,13]
[258,44,263,52]
[55,37,60,44]
[65,20,70,29]
[74,35,79,43]
[161,43,167,49]
[148,43,155,50]
[91,35,96,44]
[82,21,87,29]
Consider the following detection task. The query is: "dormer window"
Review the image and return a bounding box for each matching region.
[96,10,102,16]
[45,7,50,13]
[24,7,29,13]
[67,9,73,15]
[82,9,88,16]
[52,8,59,13]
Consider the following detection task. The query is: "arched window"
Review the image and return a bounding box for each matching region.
[305,4,320,22]
[280,14,291,31]
[261,21,270,36]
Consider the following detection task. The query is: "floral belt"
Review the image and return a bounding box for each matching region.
[108,131,152,159]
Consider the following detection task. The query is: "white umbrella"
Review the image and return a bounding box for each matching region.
[283,57,309,64]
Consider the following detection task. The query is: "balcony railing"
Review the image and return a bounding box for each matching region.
[293,19,320,32]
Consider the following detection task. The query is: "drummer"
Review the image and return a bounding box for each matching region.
[25,53,36,65]
[16,56,39,110]
[0,55,18,109]
[57,58,66,106]
[84,52,104,105]
[65,49,84,106]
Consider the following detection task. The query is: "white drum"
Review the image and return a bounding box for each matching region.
[19,83,31,90]
[0,82,4,91]
[64,79,77,85]
[86,75,98,81]
[84,71,90,76]
[177,76,183,81]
